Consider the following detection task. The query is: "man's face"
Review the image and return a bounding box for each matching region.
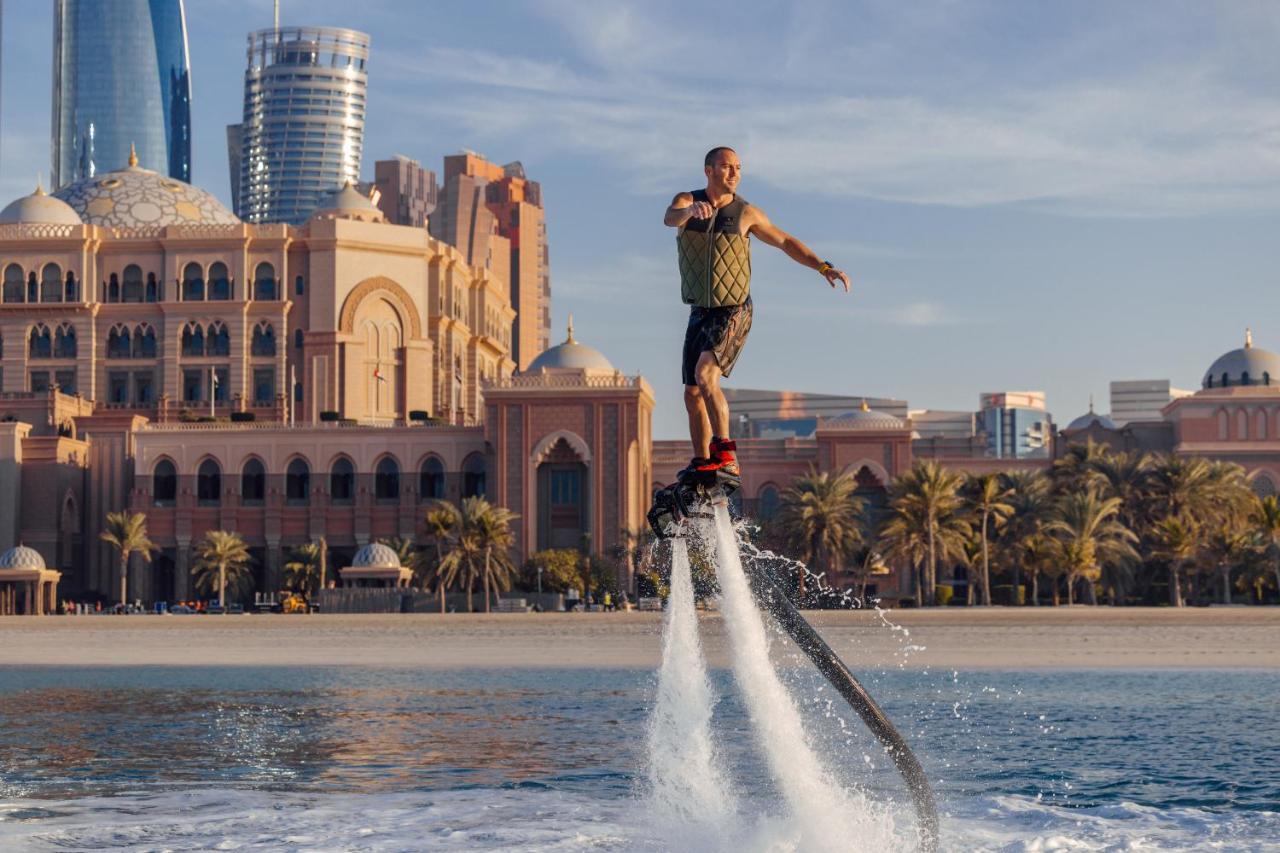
[705,151,741,192]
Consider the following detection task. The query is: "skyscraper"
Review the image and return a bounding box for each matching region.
[978,391,1054,459]
[51,0,192,187]
[230,25,370,225]
[373,155,437,229]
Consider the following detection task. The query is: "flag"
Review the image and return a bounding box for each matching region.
[374,367,387,383]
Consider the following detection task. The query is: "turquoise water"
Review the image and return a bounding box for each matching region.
[0,666,1277,850]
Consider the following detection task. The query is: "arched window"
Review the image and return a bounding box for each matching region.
[241,458,266,505]
[1205,374,1213,389]
[197,459,222,505]
[1237,410,1249,440]
[419,456,445,501]
[53,324,76,358]
[28,324,51,358]
[145,272,159,302]
[208,262,231,300]
[758,484,780,520]
[294,275,305,296]
[153,459,177,505]
[3,264,23,303]
[1258,410,1268,440]
[293,381,303,403]
[330,457,355,503]
[107,273,120,302]
[462,453,486,498]
[122,265,143,302]
[182,262,204,301]
[375,456,400,501]
[133,324,157,358]
[107,324,131,359]
[1242,372,1252,387]
[181,322,204,357]
[294,328,304,350]
[41,264,63,302]
[1218,410,1229,440]
[1222,372,1230,388]
[1266,372,1273,387]
[26,271,37,303]
[64,271,77,302]
[206,322,230,356]
[251,321,276,356]
[254,262,276,300]
[1252,474,1277,499]
[286,458,311,504]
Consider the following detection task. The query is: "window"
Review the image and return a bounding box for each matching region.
[1222,372,1230,388]
[330,458,355,503]
[251,321,276,356]
[253,368,274,404]
[241,459,266,505]
[122,265,144,302]
[107,325,131,359]
[1218,410,1229,440]
[419,457,445,501]
[182,262,204,301]
[213,367,230,402]
[294,275,305,296]
[29,371,50,393]
[55,369,77,395]
[758,485,780,520]
[107,273,120,302]
[197,459,222,506]
[53,324,77,358]
[146,273,159,302]
[462,454,486,498]
[3,264,23,303]
[375,457,400,501]
[64,272,77,302]
[181,322,204,357]
[182,368,203,403]
[207,322,230,357]
[134,371,154,404]
[254,262,276,300]
[208,263,231,300]
[550,469,579,504]
[294,329,304,350]
[153,460,177,505]
[26,272,36,303]
[1243,372,1252,386]
[109,372,128,403]
[28,324,52,358]
[133,325,157,358]
[286,458,310,504]
[1237,410,1249,440]
[41,264,62,302]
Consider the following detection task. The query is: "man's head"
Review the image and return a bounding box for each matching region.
[704,146,741,194]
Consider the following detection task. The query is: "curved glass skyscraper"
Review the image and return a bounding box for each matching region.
[230,27,370,225]
[52,0,192,187]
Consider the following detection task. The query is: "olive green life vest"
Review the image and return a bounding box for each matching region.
[677,190,751,308]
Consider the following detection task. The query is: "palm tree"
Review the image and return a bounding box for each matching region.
[1000,470,1052,605]
[191,530,252,609]
[1051,439,1110,494]
[963,473,1013,606]
[1016,532,1056,606]
[467,498,519,612]
[1251,494,1280,601]
[1149,516,1198,607]
[99,510,157,607]
[776,466,865,598]
[381,536,425,586]
[1045,490,1137,605]
[1203,527,1253,606]
[885,460,969,605]
[422,501,461,613]
[283,543,324,600]
[1089,451,1150,602]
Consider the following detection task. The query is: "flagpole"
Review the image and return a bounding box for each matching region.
[289,364,296,426]
[210,365,215,418]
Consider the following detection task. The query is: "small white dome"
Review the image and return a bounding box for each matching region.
[822,402,906,431]
[1203,330,1280,389]
[525,315,615,373]
[0,545,47,571]
[351,542,401,569]
[311,181,385,222]
[0,185,82,226]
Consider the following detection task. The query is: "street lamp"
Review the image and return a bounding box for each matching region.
[536,565,543,595]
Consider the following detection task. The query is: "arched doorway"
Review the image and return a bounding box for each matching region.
[537,438,589,550]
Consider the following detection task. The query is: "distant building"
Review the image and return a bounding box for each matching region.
[978,391,1053,459]
[230,26,370,224]
[722,388,908,439]
[1110,379,1193,426]
[52,0,191,187]
[373,155,437,229]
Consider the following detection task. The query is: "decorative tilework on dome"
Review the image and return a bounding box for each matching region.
[0,545,46,571]
[53,164,240,228]
[351,542,401,569]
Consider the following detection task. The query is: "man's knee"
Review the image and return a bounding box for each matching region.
[683,384,703,407]
[695,360,720,392]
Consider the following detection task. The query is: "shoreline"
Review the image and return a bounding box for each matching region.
[1,608,1276,670]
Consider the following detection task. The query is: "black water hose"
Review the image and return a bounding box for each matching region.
[743,563,941,852]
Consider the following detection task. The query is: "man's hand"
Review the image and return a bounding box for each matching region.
[687,200,715,220]
[822,266,851,293]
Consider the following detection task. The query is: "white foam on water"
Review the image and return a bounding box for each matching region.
[645,536,736,841]
[705,504,903,852]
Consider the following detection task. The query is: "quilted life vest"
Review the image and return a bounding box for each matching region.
[677,189,751,308]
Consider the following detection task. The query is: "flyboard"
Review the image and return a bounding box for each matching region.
[648,473,941,852]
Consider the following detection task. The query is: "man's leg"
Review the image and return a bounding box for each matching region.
[694,351,729,439]
[684,382,712,459]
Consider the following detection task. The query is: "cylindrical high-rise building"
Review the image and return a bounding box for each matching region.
[233,26,370,225]
[51,0,192,188]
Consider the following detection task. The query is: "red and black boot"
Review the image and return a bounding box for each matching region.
[709,436,739,479]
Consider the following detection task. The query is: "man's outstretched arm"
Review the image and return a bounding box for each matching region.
[664,192,714,228]
[749,210,851,292]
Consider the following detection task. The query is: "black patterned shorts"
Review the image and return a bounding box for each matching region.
[682,297,753,386]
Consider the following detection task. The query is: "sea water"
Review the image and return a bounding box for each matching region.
[0,664,1276,850]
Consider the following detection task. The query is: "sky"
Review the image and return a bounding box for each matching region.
[3,1,1279,439]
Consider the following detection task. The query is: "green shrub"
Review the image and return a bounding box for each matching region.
[935,585,954,606]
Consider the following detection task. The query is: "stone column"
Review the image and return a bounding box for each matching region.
[174,543,191,600]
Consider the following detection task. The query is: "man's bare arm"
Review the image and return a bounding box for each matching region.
[664,192,714,228]
[748,209,851,292]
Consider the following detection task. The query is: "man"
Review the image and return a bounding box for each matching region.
[664,146,851,485]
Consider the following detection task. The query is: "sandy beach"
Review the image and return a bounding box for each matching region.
[0,607,1276,669]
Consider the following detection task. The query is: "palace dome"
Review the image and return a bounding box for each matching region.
[52,148,240,228]
[351,542,401,570]
[526,315,615,373]
[1203,329,1280,389]
[1066,400,1116,431]
[311,181,385,222]
[0,184,82,226]
[822,401,906,431]
[0,545,46,571]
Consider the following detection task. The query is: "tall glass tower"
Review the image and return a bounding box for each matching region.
[51,0,191,188]
[230,26,370,225]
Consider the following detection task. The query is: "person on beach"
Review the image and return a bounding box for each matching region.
[664,146,852,483]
